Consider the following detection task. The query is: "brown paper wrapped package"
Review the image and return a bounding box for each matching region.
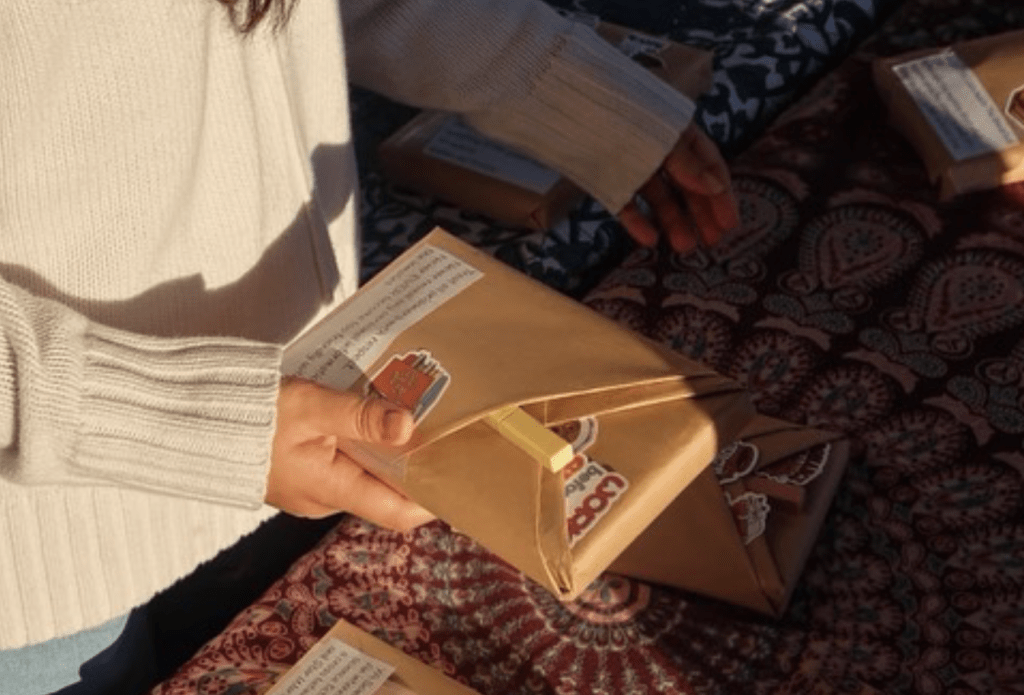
[377,24,716,228]
[874,29,1024,199]
[266,618,482,695]
[284,230,852,614]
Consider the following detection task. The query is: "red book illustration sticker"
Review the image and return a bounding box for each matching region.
[366,350,450,423]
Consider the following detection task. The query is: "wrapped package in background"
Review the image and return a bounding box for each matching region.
[283,229,851,613]
[266,617,482,695]
[377,22,715,229]
[874,29,1024,199]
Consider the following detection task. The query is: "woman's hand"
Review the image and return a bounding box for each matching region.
[265,377,435,532]
[618,122,740,253]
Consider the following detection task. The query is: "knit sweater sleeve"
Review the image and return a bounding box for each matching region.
[341,0,696,215]
[0,279,281,509]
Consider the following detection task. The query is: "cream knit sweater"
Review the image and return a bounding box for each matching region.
[0,0,695,648]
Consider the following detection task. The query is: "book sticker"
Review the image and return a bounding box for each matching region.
[282,245,481,391]
[423,116,561,195]
[893,50,1019,161]
[268,637,394,695]
[366,350,450,423]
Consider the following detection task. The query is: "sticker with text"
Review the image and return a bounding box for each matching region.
[366,350,449,423]
[563,455,629,547]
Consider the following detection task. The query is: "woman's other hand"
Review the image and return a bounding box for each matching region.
[618,122,740,253]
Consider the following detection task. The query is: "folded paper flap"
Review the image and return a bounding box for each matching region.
[714,414,845,504]
[406,371,742,460]
[346,231,736,441]
[733,413,841,462]
[566,389,756,598]
[402,418,573,595]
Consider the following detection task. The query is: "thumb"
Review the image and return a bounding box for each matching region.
[320,390,416,446]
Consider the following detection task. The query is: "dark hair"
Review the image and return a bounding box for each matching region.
[216,0,296,33]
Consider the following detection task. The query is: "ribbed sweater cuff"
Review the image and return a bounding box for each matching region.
[468,22,696,215]
[68,325,282,508]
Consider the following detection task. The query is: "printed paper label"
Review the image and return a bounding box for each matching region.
[893,50,1019,161]
[283,245,482,390]
[269,638,394,695]
[424,116,561,195]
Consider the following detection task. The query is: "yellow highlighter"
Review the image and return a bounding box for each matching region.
[484,405,574,473]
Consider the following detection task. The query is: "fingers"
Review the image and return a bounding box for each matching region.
[272,443,435,531]
[662,124,731,196]
[630,175,702,253]
[662,125,741,241]
[618,200,660,248]
[324,456,436,532]
[621,124,741,253]
[684,190,727,247]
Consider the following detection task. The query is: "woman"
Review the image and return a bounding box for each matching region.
[0,0,737,691]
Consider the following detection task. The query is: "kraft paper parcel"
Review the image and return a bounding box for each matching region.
[283,230,851,613]
[874,29,1024,199]
[266,617,482,695]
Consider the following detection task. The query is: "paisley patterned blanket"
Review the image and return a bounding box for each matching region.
[152,1,1024,694]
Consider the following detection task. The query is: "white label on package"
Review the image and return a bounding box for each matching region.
[554,9,600,28]
[283,245,482,390]
[618,33,668,58]
[423,116,561,195]
[269,638,394,695]
[893,50,1020,161]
